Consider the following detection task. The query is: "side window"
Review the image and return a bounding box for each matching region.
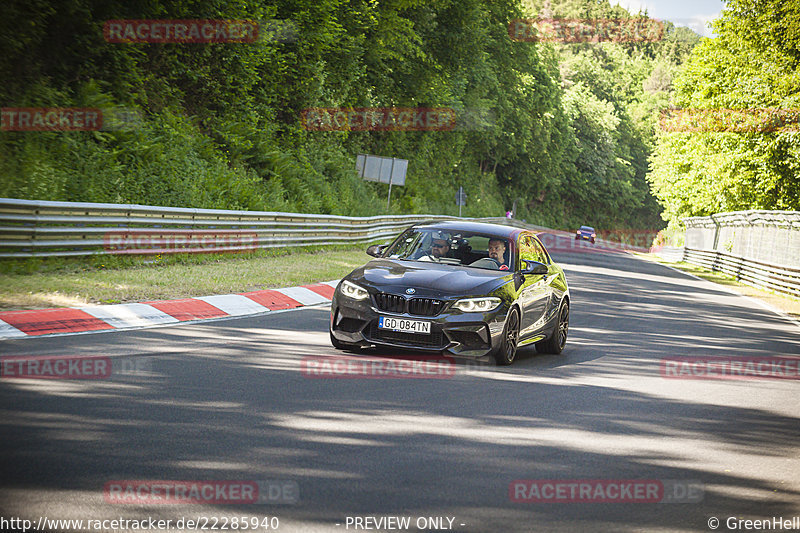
[530,237,549,264]
[386,229,422,258]
[518,234,537,269]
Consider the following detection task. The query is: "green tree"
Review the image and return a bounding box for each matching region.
[648,0,800,223]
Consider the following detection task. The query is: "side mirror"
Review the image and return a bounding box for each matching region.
[366,244,389,257]
[520,260,548,275]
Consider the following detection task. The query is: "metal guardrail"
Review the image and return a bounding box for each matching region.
[681,209,800,299]
[0,198,546,258]
[683,248,800,298]
[684,210,800,268]
[653,246,684,263]
[11,197,797,298]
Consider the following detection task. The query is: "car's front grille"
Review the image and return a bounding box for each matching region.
[368,321,445,348]
[374,293,405,313]
[373,293,446,317]
[407,298,446,317]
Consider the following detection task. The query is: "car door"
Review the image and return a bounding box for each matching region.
[516,233,551,337]
[530,235,557,325]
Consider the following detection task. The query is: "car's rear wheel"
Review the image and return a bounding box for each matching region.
[330,330,359,351]
[493,307,520,365]
[536,299,569,354]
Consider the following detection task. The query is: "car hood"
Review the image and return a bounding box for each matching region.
[347,259,510,298]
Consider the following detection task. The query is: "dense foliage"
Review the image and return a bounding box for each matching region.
[648,0,800,224]
[0,0,701,229]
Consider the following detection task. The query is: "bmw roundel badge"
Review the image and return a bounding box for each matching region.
[405,288,416,294]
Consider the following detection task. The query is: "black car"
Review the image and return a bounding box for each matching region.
[329,221,570,365]
[575,225,596,244]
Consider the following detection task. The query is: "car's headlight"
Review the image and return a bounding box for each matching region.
[340,280,369,300]
[453,297,502,313]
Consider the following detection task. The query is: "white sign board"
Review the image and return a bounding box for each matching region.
[356,154,408,186]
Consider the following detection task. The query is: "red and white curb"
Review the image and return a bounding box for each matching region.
[0,281,340,339]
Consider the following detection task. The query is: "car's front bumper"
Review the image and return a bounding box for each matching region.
[330,291,510,358]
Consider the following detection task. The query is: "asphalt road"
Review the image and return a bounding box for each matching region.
[1,246,799,533]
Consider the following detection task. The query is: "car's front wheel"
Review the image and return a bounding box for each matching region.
[493,307,520,365]
[536,299,569,354]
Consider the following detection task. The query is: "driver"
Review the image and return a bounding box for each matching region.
[488,238,509,270]
[414,233,450,261]
[430,237,450,258]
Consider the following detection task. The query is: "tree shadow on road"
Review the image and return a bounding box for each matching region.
[1,253,799,532]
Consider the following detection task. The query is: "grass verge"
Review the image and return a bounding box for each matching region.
[0,245,373,311]
[638,253,800,321]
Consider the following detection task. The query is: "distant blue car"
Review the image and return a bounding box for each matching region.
[575,226,596,244]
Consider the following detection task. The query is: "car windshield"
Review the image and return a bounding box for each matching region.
[580,226,594,231]
[384,228,513,271]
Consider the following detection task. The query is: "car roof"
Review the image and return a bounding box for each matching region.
[411,220,523,239]
[580,226,594,230]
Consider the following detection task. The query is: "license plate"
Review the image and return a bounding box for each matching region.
[378,316,431,334]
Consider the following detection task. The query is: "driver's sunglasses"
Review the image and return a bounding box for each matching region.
[432,243,448,248]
